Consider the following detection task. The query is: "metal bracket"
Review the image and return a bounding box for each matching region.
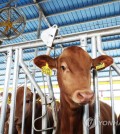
[41,25,58,48]
[46,95,54,104]
[40,95,53,105]
[80,35,87,49]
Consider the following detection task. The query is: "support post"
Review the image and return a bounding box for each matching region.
[9,49,19,134]
[0,48,12,134]
[21,75,27,134]
[109,67,116,134]
[92,36,101,134]
[45,47,58,134]
[80,35,89,134]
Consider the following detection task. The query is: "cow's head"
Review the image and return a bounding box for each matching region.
[0,92,11,114]
[34,46,113,107]
[15,86,40,125]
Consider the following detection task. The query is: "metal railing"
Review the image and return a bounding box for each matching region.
[0,26,120,134]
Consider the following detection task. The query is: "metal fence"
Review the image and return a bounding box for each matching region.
[0,26,120,134]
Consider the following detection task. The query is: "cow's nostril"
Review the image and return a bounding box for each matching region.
[77,92,83,100]
[72,90,94,104]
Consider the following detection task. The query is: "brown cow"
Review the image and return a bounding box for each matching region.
[0,92,17,134]
[117,114,120,134]
[0,92,11,122]
[0,92,18,134]
[15,86,53,134]
[34,46,117,134]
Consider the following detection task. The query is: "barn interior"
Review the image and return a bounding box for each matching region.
[0,0,120,133]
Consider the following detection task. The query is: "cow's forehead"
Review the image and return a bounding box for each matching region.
[16,87,31,97]
[59,46,90,61]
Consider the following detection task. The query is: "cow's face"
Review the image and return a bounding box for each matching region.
[15,87,32,124]
[34,46,113,106]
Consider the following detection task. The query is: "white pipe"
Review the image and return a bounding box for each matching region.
[21,76,27,134]
[80,36,89,134]
[109,67,116,134]
[92,36,101,134]
[46,76,57,134]
[0,48,12,133]
[0,26,120,52]
[9,49,19,134]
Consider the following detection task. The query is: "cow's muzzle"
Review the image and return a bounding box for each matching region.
[72,90,94,105]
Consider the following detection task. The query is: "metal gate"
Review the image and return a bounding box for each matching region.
[0,26,120,134]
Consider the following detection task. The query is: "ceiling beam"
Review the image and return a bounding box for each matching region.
[2,13,120,41]
[0,0,119,18]
[46,0,120,18]
[0,0,50,8]
[33,0,51,28]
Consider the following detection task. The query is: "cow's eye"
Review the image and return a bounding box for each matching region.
[60,66,66,71]
[26,100,30,103]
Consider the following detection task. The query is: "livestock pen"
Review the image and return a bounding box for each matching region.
[0,0,120,134]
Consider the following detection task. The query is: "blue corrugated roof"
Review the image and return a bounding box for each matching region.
[0,0,120,85]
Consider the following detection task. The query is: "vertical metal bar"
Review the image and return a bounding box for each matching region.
[109,67,116,134]
[41,99,47,134]
[40,47,53,134]
[80,35,89,134]
[46,76,57,134]
[31,6,43,133]
[92,36,101,134]
[31,49,38,134]
[31,86,36,134]
[0,48,12,134]
[19,48,47,134]
[9,49,19,134]
[21,75,27,134]
[46,47,52,55]
[37,8,42,39]
[19,48,44,98]
[45,46,58,134]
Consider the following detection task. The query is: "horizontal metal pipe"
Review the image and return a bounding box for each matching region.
[0,26,120,52]
[2,13,120,40]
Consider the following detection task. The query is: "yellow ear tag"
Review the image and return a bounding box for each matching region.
[7,98,11,104]
[41,63,52,76]
[96,63,105,70]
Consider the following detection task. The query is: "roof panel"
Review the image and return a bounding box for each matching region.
[0,0,120,83]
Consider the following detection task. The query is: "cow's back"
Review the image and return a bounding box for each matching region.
[117,114,120,134]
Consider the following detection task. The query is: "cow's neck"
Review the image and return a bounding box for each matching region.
[58,92,83,134]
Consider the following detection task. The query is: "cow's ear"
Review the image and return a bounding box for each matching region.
[92,55,113,71]
[8,93,12,100]
[8,93,12,104]
[33,55,58,69]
